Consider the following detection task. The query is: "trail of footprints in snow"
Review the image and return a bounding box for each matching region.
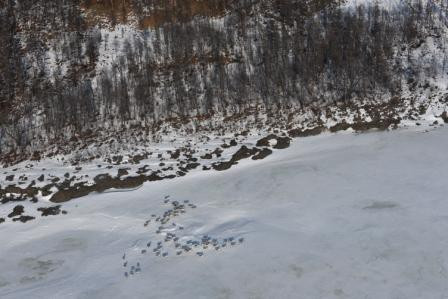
[122,195,244,278]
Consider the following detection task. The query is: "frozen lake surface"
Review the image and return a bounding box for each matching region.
[1,127,448,298]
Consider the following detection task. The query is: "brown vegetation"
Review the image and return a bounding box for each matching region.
[81,0,235,28]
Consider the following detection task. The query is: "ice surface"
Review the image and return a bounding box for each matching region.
[1,127,448,298]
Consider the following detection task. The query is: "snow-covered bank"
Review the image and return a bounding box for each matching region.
[1,126,448,298]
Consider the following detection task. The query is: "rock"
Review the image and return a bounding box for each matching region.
[288,127,324,138]
[30,151,41,161]
[256,134,278,147]
[273,136,291,149]
[136,165,150,174]
[252,148,272,160]
[170,150,181,159]
[12,215,35,223]
[212,148,223,157]
[200,153,213,159]
[440,111,448,123]
[186,162,200,170]
[112,155,123,164]
[256,134,291,149]
[8,205,24,218]
[212,145,261,170]
[329,122,352,133]
[232,146,258,161]
[37,205,62,216]
[118,168,129,177]
[131,154,147,164]
[212,161,236,171]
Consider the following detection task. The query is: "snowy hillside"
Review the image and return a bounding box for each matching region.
[1,0,448,159]
[1,126,448,298]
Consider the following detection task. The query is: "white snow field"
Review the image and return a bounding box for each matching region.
[1,127,448,299]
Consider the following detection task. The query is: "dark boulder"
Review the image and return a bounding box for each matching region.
[252,148,273,160]
[12,215,35,223]
[8,205,24,218]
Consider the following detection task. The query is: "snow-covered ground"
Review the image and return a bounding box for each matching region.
[1,126,448,299]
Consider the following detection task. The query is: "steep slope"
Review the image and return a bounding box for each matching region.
[0,0,448,160]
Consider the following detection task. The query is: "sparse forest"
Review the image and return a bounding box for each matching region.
[0,0,447,155]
